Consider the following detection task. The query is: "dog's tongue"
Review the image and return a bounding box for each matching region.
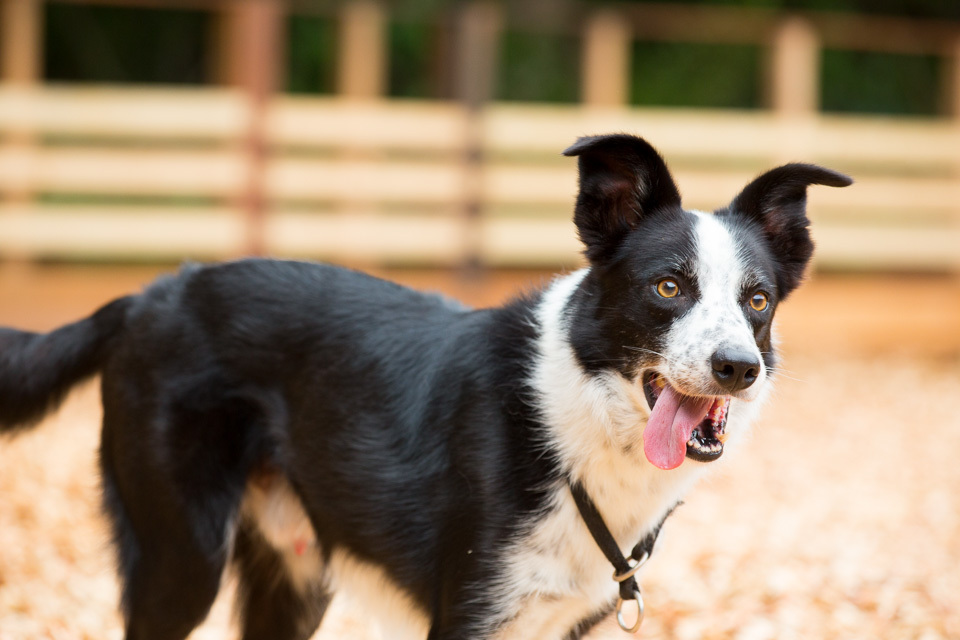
[643,385,714,470]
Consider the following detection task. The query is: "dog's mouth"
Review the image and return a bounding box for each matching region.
[641,371,730,470]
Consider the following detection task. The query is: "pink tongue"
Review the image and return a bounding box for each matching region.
[643,385,714,470]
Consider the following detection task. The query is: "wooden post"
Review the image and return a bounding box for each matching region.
[454,2,500,109]
[337,0,386,98]
[210,1,245,87]
[768,16,819,116]
[1,0,42,85]
[767,16,819,267]
[233,0,284,256]
[453,1,500,274]
[1,0,42,264]
[581,10,630,106]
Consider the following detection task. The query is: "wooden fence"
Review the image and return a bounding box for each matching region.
[1,0,959,270]
[1,85,958,271]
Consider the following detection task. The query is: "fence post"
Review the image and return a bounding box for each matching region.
[767,15,819,168]
[0,0,42,263]
[768,16,819,117]
[767,15,820,270]
[233,0,284,257]
[1,0,41,84]
[337,0,386,98]
[581,10,630,106]
[453,1,500,274]
[210,2,245,87]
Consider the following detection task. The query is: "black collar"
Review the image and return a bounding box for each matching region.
[568,479,679,632]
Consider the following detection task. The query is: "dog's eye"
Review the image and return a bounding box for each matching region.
[656,279,680,298]
[749,292,769,312]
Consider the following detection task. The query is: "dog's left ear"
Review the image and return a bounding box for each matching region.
[563,134,682,263]
[724,163,852,298]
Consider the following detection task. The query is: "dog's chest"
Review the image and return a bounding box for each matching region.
[487,505,616,639]
[488,459,698,639]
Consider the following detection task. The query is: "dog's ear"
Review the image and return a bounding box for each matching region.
[563,134,681,263]
[724,163,852,297]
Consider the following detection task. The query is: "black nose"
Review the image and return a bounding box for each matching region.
[711,349,761,392]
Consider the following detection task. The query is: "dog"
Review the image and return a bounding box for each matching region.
[0,134,851,640]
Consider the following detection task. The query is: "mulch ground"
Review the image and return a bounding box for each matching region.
[1,267,959,639]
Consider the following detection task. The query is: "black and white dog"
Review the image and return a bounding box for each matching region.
[0,134,850,640]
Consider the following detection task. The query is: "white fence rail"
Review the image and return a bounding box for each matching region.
[1,85,958,270]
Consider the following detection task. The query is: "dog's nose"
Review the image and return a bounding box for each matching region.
[711,349,761,392]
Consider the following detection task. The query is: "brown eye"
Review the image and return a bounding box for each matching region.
[656,279,680,298]
[749,292,769,312]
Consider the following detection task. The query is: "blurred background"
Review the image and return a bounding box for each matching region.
[0,1,959,639]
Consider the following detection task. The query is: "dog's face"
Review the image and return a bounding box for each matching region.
[563,135,851,470]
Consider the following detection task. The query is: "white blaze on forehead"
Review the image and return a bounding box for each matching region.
[691,210,746,305]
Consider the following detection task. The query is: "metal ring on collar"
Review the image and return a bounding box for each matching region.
[612,550,650,583]
[615,588,645,633]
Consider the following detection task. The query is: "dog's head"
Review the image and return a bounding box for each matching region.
[562,134,851,470]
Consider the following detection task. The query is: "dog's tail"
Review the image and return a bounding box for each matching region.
[0,295,133,433]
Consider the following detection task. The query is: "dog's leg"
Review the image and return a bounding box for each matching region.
[101,455,231,640]
[100,378,256,640]
[232,519,331,640]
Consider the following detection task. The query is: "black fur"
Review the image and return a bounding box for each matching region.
[91,260,560,639]
[564,134,683,264]
[721,163,853,298]
[0,296,131,431]
[0,135,852,640]
[561,606,613,640]
[567,207,699,377]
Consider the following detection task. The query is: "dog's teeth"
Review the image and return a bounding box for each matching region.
[686,433,724,456]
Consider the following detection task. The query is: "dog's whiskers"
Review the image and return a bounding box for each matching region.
[767,367,806,383]
[621,345,679,366]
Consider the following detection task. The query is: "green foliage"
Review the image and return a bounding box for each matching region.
[287,15,337,94]
[389,22,434,98]
[498,31,580,103]
[630,43,761,109]
[821,50,941,116]
[607,0,960,20]
[45,5,210,84]
[38,1,959,116]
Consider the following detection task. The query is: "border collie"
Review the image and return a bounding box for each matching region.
[0,134,850,640]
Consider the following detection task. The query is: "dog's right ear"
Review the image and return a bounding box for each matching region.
[563,134,681,263]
